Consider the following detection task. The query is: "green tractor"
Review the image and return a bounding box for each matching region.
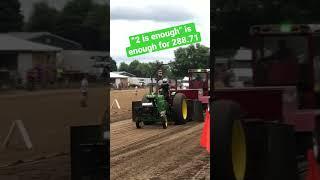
[132,65,188,129]
[133,91,188,129]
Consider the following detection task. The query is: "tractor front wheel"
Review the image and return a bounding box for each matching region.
[141,95,154,125]
[136,120,144,129]
[173,93,188,124]
[162,116,168,129]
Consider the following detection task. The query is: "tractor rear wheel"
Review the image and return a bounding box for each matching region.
[173,93,188,124]
[212,100,246,180]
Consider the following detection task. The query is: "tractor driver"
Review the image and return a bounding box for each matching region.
[159,78,170,101]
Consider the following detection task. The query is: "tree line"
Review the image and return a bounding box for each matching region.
[0,0,108,50]
[113,43,210,78]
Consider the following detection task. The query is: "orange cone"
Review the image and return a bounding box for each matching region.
[306,149,320,180]
[206,111,210,153]
[200,109,210,153]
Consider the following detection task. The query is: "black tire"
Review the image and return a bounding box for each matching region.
[132,101,142,122]
[193,100,205,122]
[186,100,194,121]
[162,116,168,129]
[136,120,143,129]
[245,122,298,180]
[140,95,155,124]
[314,133,320,163]
[314,118,320,162]
[212,100,246,180]
[172,93,188,124]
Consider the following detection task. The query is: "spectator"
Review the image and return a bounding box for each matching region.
[56,67,64,88]
[80,74,89,107]
[26,69,36,91]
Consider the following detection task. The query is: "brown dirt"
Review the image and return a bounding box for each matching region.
[110,119,210,180]
[0,87,106,179]
[0,155,70,180]
[0,88,210,179]
[110,89,148,122]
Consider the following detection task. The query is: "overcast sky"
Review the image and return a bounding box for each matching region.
[110,0,210,65]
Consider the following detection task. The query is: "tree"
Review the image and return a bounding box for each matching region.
[171,44,210,78]
[82,3,108,50]
[27,2,59,32]
[136,63,151,77]
[0,0,24,32]
[119,62,129,72]
[147,62,157,77]
[55,0,108,50]
[110,58,117,71]
[128,60,141,76]
[55,0,92,48]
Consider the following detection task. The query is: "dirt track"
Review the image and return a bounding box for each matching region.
[110,89,148,122]
[0,88,210,179]
[0,87,106,179]
[111,119,210,180]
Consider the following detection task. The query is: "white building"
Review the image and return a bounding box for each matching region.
[61,50,109,77]
[0,34,62,84]
[112,71,155,87]
[110,72,129,88]
[128,77,156,86]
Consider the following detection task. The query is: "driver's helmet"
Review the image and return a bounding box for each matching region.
[162,78,168,84]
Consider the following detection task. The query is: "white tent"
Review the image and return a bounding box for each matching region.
[110,72,128,79]
[110,72,129,88]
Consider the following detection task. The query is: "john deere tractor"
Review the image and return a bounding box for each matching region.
[132,64,188,129]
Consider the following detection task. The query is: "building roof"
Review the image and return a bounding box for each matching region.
[0,34,62,52]
[110,72,129,79]
[10,32,50,39]
[9,32,82,48]
[112,71,136,77]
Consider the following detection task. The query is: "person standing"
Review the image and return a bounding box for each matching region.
[80,74,89,107]
[56,67,64,88]
[26,69,35,91]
